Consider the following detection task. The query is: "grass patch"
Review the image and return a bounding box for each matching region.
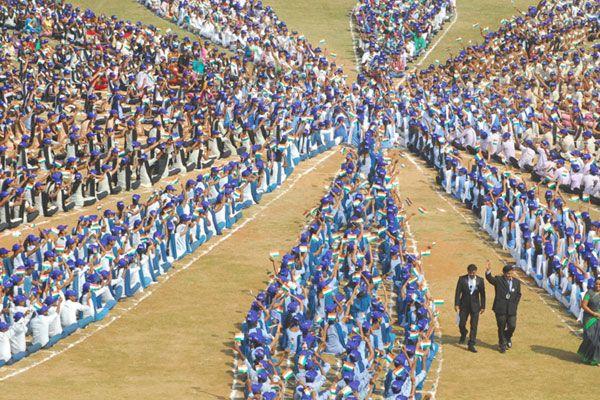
[264,0,357,75]
[418,0,540,66]
[69,0,190,37]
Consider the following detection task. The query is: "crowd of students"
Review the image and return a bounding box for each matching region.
[0,1,448,397]
[139,0,600,379]
[0,103,343,366]
[390,0,598,199]
[1,0,596,395]
[352,0,455,74]
[235,143,438,399]
[139,0,324,69]
[0,0,355,231]
[393,0,599,321]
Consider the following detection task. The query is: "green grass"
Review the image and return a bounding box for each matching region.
[264,0,358,76]
[69,0,540,74]
[69,0,190,37]
[418,0,540,66]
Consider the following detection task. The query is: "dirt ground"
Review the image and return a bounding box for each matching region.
[3,146,596,400]
[2,2,597,399]
[391,150,597,400]
[0,149,343,399]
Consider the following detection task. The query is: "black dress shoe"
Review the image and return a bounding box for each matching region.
[468,345,478,353]
[499,345,506,353]
[506,340,512,349]
[459,336,466,345]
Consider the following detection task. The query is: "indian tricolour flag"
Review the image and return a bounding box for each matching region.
[421,340,432,349]
[409,331,419,340]
[582,194,590,202]
[234,333,244,342]
[340,386,353,396]
[420,250,431,257]
[90,283,102,292]
[322,286,334,296]
[269,251,280,259]
[372,276,382,285]
[433,299,445,306]
[342,360,355,372]
[282,369,294,381]
[393,366,405,377]
[418,207,427,214]
[298,354,307,366]
[237,364,248,374]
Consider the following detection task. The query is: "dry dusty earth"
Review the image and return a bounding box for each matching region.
[391,150,597,400]
[0,149,343,399]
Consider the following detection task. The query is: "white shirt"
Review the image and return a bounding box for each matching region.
[468,276,477,294]
[0,330,12,362]
[30,312,57,347]
[60,300,89,327]
[9,315,31,354]
[519,147,535,169]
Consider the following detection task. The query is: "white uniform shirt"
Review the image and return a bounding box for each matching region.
[60,300,89,327]
[30,312,57,347]
[9,315,31,354]
[0,330,12,362]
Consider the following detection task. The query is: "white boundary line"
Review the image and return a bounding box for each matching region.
[228,149,337,399]
[416,9,458,66]
[403,198,443,399]
[348,8,362,72]
[403,153,581,337]
[1,149,338,383]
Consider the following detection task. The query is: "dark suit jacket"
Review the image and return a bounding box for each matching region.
[454,275,486,312]
[485,272,522,316]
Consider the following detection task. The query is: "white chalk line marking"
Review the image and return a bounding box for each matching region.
[396,170,443,399]
[416,8,458,66]
[1,149,338,383]
[403,153,581,338]
[222,149,337,399]
[348,8,362,72]
[405,220,443,399]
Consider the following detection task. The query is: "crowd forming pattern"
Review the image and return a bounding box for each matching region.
[0,0,598,398]
[0,0,353,230]
[0,0,444,398]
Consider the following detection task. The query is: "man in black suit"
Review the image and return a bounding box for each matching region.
[485,263,522,353]
[454,264,486,352]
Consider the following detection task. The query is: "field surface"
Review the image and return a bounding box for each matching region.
[2,1,596,399]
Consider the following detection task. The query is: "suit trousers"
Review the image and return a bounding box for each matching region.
[459,307,479,345]
[495,313,517,345]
